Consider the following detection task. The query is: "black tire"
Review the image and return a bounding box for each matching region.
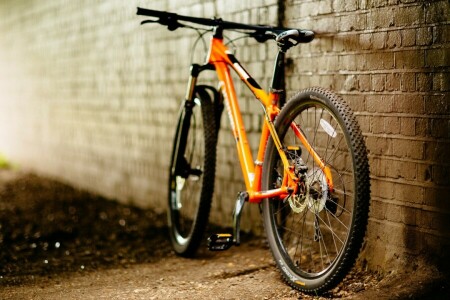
[168,87,217,257]
[262,87,370,293]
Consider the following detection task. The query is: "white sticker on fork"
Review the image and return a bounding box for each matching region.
[320,119,337,138]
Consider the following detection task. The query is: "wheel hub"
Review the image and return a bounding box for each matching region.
[306,168,328,213]
[288,167,329,214]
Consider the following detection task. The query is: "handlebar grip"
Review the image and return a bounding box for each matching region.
[137,7,172,18]
[137,7,182,31]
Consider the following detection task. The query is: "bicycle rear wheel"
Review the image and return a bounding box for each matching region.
[168,87,217,257]
[262,87,370,293]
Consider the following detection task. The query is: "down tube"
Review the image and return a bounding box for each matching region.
[215,62,256,190]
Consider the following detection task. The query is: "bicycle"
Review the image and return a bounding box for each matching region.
[137,7,371,294]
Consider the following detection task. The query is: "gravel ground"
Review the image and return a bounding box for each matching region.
[0,169,448,299]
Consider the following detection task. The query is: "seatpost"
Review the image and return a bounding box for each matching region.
[270,50,286,106]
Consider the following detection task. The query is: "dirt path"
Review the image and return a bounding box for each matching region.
[0,170,448,299]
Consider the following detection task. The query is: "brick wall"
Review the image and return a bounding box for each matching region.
[0,0,449,274]
[284,0,450,272]
[0,0,279,230]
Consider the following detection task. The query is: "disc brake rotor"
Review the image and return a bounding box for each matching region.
[287,167,329,214]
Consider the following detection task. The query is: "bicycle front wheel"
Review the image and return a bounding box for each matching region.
[168,87,217,257]
[262,87,370,293]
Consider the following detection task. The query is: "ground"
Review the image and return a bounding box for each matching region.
[0,169,448,299]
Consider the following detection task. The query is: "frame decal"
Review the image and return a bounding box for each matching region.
[226,52,262,90]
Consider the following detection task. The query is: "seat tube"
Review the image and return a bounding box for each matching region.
[270,50,286,106]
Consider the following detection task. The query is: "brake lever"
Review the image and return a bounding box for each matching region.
[140,19,159,25]
[140,18,185,31]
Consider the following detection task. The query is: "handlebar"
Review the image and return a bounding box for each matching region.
[137,7,276,31]
[136,7,314,44]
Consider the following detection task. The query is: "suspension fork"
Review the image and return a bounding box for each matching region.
[172,63,216,177]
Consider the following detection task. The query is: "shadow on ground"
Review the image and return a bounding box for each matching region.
[0,170,172,286]
[1,170,449,299]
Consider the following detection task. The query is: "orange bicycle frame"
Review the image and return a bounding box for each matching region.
[194,35,333,203]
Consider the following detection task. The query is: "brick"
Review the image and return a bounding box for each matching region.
[425,48,448,67]
[370,199,387,220]
[433,73,450,91]
[370,116,385,134]
[373,31,387,49]
[366,52,394,70]
[433,165,450,186]
[339,55,357,71]
[395,50,425,69]
[315,15,337,33]
[385,203,402,223]
[394,182,424,204]
[384,116,401,134]
[359,0,369,10]
[416,26,433,46]
[393,94,424,114]
[371,0,388,8]
[367,7,395,29]
[385,159,417,180]
[385,73,401,91]
[415,118,430,137]
[367,95,394,113]
[433,24,450,44]
[425,0,450,24]
[392,139,424,160]
[401,28,416,47]
[400,117,415,136]
[366,135,393,156]
[318,0,333,14]
[424,94,448,114]
[384,224,408,248]
[386,30,401,48]
[345,0,359,11]
[401,73,416,92]
[340,14,366,32]
[417,164,433,183]
[360,33,372,50]
[395,4,424,26]
[370,157,387,177]
[343,74,358,91]
[371,74,386,91]
[416,73,433,92]
[359,74,371,91]
[371,179,395,199]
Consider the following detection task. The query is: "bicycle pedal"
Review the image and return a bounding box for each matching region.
[207,233,234,251]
